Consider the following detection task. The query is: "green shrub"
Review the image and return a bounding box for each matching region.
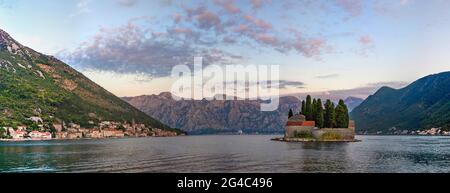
[294,130,314,139]
[320,132,342,140]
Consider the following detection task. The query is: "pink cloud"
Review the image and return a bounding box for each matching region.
[359,35,373,45]
[234,24,251,33]
[243,15,272,31]
[170,28,193,34]
[293,38,328,57]
[335,0,363,17]
[400,0,409,5]
[186,7,223,33]
[255,33,279,45]
[223,36,237,44]
[214,0,241,14]
[177,4,329,58]
[251,0,263,9]
[173,13,182,24]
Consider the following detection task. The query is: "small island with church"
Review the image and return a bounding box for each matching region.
[273,95,359,142]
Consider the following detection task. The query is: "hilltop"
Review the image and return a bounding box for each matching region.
[0,29,181,134]
[351,72,450,134]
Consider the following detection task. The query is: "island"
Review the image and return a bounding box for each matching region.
[273,95,359,142]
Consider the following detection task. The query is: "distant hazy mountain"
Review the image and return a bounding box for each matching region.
[123,93,302,134]
[0,29,178,133]
[124,92,364,134]
[351,72,450,134]
[344,97,364,111]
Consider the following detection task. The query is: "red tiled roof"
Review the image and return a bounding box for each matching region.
[286,121,315,127]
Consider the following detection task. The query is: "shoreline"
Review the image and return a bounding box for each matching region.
[271,137,361,143]
[3,134,449,143]
[0,135,184,143]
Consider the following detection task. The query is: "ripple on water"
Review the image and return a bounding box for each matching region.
[2,135,450,173]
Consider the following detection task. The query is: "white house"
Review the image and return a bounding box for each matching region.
[7,128,25,140]
[29,131,52,140]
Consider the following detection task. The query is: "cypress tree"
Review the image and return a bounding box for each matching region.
[288,109,294,118]
[335,99,349,128]
[324,99,336,128]
[305,95,312,120]
[312,98,317,122]
[316,99,324,128]
[301,100,306,115]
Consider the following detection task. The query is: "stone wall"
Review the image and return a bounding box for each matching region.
[312,128,355,141]
[285,127,355,141]
[285,126,315,138]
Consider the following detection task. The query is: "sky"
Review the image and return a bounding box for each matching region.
[1,0,450,98]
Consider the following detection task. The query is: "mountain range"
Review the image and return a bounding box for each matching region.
[0,29,179,133]
[351,71,450,134]
[123,93,363,134]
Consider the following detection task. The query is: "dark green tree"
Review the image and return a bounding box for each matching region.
[315,99,324,128]
[288,109,294,118]
[324,99,336,128]
[27,123,40,133]
[47,123,57,134]
[117,125,127,132]
[312,98,317,121]
[335,99,349,128]
[0,127,6,138]
[6,127,10,138]
[300,100,306,115]
[305,95,313,120]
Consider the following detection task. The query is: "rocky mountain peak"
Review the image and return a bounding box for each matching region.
[0,28,10,41]
[0,28,24,54]
[158,92,173,99]
[0,29,15,44]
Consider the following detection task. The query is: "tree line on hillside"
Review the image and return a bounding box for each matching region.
[288,95,350,128]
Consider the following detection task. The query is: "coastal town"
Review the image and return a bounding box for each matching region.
[0,116,180,142]
[364,127,450,136]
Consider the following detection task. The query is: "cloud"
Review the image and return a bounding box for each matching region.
[250,0,264,10]
[214,0,241,14]
[254,33,279,46]
[69,0,92,18]
[359,35,373,45]
[327,81,409,99]
[292,38,328,57]
[173,4,330,58]
[356,35,375,56]
[223,80,305,91]
[365,81,408,88]
[290,81,409,100]
[277,80,306,89]
[59,19,241,77]
[0,0,15,9]
[222,36,237,44]
[242,15,272,31]
[173,13,182,23]
[400,0,409,5]
[61,1,356,77]
[185,6,224,33]
[118,0,138,7]
[316,73,340,79]
[335,0,363,18]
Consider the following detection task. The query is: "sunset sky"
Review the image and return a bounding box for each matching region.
[1,0,450,98]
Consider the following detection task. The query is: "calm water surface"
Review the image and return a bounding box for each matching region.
[1,135,450,173]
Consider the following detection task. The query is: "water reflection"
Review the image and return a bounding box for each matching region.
[1,135,450,173]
